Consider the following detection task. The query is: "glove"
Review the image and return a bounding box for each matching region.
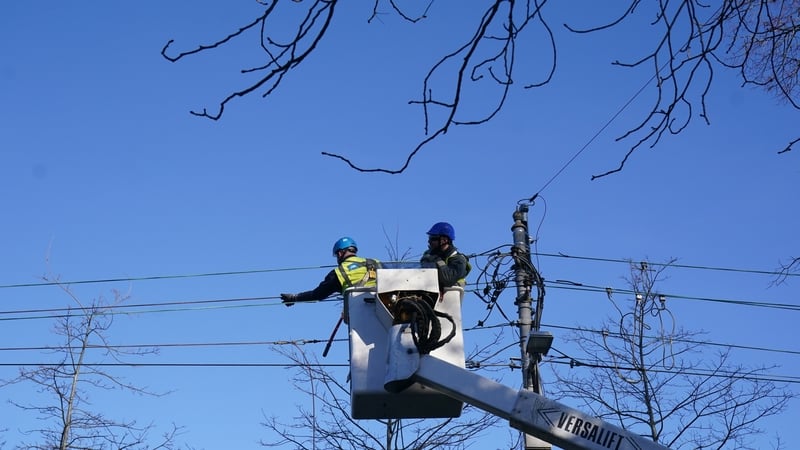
[280,293,297,307]
[420,252,441,268]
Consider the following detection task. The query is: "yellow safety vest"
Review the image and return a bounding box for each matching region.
[335,256,380,292]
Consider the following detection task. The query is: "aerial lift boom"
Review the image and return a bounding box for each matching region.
[346,268,674,450]
[391,337,670,450]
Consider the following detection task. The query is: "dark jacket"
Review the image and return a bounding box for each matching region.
[420,245,470,288]
[294,269,341,302]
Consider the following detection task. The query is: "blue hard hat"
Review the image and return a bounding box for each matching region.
[427,222,455,241]
[332,237,358,255]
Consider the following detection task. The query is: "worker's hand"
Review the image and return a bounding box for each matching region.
[280,293,297,307]
[420,252,440,268]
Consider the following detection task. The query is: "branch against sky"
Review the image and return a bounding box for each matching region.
[728,0,800,108]
[547,260,794,449]
[1,277,183,450]
[161,0,336,121]
[259,343,504,449]
[162,0,797,175]
[585,0,800,179]
[774,256,800,285]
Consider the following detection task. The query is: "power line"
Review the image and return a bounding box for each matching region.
[1,249,794,293]
[546,281,800,312]
[539,323,800,357]
[534,251,798,278]
[0,295,280,315]
[0,265,336,290]
[2,320,797,364]
[0,256,795,382]
[0,281,795,324]
[545,358,800,385]
[466,321,800,360]
[0,338,328,352]
[0,277,795,325]
[0,255,794,319]
[0,362,348,368]
[1,358,795,385]
[533,59,660,196]
[0,296,341,321]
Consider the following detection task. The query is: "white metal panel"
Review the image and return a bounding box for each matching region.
[375,268,439,295]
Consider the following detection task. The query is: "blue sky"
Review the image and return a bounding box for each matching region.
[2,2,798,449]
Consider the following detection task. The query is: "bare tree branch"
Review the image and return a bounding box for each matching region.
[259,343,503,449]
[162,0,337,120]
[163,0,797,175]
[588,0,799,179]
[324,1,555,173]
[2,276,182,450]
[548,260,794,449]
[773,255,800,285]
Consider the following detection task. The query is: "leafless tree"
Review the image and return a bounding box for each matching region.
[259,340,512,449]
[381,225,414,265]
[161,0,798,175]
[547,260,794,449]
[1,279,182,450]
[730,1,800,116]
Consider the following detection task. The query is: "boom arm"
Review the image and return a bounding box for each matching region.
[385,323,674,450]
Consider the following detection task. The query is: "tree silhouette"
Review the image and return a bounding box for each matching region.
[547,260,793,449]
[162,0,798,175]
[1,278,182,450]
[259,343,506,449]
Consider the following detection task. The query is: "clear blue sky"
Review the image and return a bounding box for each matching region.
[2,2,797,449]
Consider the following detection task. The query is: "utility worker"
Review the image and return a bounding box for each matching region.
[280,237,381,306]
[420,222,471,289]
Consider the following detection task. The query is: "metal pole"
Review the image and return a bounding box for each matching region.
[511,204,550,450]
[511,205,534,391]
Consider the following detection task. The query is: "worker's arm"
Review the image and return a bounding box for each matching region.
[291,270,343,303]
[436,253,468,287]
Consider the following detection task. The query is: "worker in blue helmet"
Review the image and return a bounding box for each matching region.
[280,237,381,306]
[420,222,471,288]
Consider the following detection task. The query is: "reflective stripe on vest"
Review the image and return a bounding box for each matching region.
[335,256,379,292]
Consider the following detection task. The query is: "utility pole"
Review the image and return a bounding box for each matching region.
[511,203,551,450]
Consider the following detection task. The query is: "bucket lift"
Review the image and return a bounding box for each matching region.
[347,267,465,419]
[344,268,674,450]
